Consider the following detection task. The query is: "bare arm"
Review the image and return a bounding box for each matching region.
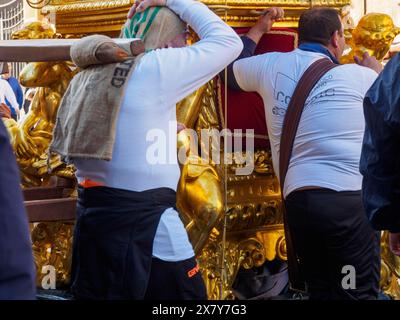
[246,8,284,45]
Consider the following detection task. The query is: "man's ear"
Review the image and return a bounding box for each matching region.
[331,30,340,49]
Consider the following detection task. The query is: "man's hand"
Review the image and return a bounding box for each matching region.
[389,233,400,257]
[354,52,383,74]
[96,42,129,63]
[247,7,284,45]
[127,0,167,18]
[256,7,285,34]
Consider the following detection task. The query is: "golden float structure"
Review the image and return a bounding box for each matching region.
[5,0,400,299]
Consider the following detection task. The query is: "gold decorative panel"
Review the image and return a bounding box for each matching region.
[42,0,351,36]
[202,0,352,27]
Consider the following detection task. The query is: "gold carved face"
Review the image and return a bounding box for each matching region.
[352,13,400,60]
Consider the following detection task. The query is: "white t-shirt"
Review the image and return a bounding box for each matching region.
[73,0,242,261]
[233,49,378,198]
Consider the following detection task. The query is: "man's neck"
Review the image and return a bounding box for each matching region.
[298,42,340,64]
[325,45,339,61]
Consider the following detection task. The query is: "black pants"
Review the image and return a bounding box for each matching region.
[72,186,207,300]
[145,257,207,300]
[285,189,380,300]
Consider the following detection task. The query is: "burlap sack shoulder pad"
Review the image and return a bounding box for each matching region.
[51,58,138,161]
[70,35,114,69]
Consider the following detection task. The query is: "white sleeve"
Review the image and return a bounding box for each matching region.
[2,80,19,111]
[148,0,243,105]
[233,54,268,92]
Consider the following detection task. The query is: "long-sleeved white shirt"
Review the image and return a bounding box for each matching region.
[73,0,242,261]
[0,79,19,111]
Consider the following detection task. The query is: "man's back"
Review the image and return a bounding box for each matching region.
[233,49,378,197]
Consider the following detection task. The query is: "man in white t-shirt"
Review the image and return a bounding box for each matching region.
[62,0,242,300]
[224,7,382,299]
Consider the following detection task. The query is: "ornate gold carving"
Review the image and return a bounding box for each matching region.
[255,227,286,261]
[43,0,351,35]
[177,157,224,255]
[46,0,132,13]
[27,0,51,10]
[225,200,282,231]
[177,85,209,131]
[42,1,133,35]
[176,80,225,255]
[341,13,400,64]
[239,238,266,269]
[4,23,76,187]
[199,228,286,300]
[6,23,74,184]
[198,239,244,300]
[381,232,400,299]
[31,222,74,288]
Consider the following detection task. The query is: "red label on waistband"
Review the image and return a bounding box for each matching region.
[187,264,200,278]
[79,179,105,188]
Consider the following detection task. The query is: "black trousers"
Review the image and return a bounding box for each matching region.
[72,186,207,300]
[285,189,380,300]
[145,257,207,300]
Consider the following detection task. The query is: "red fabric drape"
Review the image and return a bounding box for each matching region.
[220,27,298,149]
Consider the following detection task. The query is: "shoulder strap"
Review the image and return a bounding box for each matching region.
[279,58,338,191]
[279,58,338,294]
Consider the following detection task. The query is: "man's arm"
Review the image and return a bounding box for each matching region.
[221,36,257,91]
[360,54,400,236]
[220,8,284,91]
[132,0,243,105]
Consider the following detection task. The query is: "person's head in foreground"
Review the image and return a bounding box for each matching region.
[121,0,188,50]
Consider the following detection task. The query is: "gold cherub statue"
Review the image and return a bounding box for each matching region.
[341,13,400,64]
[3,22,76,187]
